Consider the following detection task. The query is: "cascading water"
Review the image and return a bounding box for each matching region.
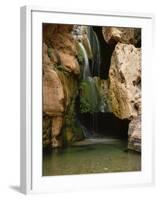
[78,39,107,114]
[77,28,108,138]
[78,42,90,80]
[74,26,126,140]
[76,120,92,138]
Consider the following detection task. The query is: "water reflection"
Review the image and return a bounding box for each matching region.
[43,140,141,176]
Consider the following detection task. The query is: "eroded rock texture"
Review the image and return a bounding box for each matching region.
[43,24,80,75]
[43,65,65,116]
[108,42,141,152]
[43,24,81,148]
[128,115,141,152]
[102,27,141,47]
[43,24,142,152]
[108,43,141,119]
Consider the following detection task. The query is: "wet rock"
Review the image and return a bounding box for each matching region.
[43,65,65,116]
[63,127,74,144]
[51,116,64,148]
[47,47,60,64]
[128,115,141,152]
[52,116,64,136]
[102,27,141,47]
[43,24,80,75]
[72,25,93,59]
[42,24,81,148]
[52,136,62,148]
[79,78,102,113]
[94,77,112,112]
[108,43,141,120]
[43,114,52,148]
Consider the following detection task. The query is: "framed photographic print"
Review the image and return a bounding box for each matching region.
[20,6,154,194]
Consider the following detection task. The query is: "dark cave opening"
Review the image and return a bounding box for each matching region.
[78,112,130,139]
[75,93,130,140]
[90,26,115,79]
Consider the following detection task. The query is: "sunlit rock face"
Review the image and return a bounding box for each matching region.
[108,42,141,152]
[43,65,65,116]
[42,24,81,148]
[42,24,142,152]
[43,24,80,75]
[108,43,141,119]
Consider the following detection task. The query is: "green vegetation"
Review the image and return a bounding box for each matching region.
[54,67,84,145]
[76,42,84,64]
[63,97,84,145]
[79,79,101,113]
[47,47,52,58]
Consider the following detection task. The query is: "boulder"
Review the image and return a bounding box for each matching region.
[102,27,141,46]
[108,43,141,152]
[108,43,141,120]
[43,65,65,116]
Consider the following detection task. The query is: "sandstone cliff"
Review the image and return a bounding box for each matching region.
[42,24,142,153]
[43,24,83,148]
[103,27,141,152]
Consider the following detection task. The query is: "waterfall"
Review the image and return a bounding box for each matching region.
[78,40,106,114]
[77,27,109,138]
[87,27,101,77]
[77,121,92,138]
[93,31,101,76]
[78,42,90,80]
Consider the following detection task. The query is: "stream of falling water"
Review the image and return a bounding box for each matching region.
[78,42,90,79]
[77,29,106,136]
[43,25,141,176]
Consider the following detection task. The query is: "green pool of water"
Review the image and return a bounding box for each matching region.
[43,140,141,176]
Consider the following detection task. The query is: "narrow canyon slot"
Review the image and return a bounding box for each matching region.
[42,24,141,176]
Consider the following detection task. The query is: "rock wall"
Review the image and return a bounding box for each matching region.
[108,43,141,120]
[42,24,142,152]
[102,27,141,47]
[43,24,83,148]
[128,115,141,152]
[103,27,141,152]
